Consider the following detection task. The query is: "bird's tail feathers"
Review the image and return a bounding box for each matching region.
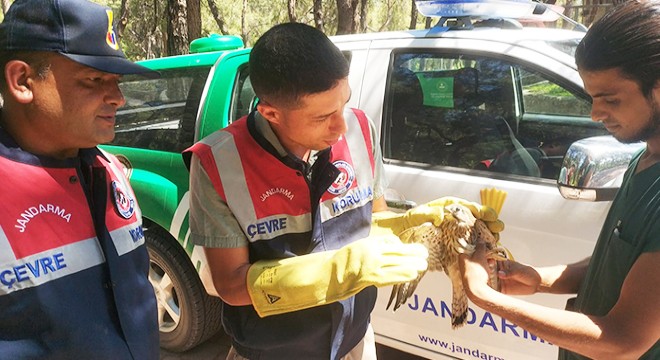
[450,278,469,329]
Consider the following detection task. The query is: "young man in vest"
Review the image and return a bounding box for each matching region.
[0,0,160,358]
[459,1,660,358]
[187,22,503,359]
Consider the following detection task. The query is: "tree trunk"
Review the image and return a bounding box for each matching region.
[425,16,433,29]
[151,0,159,33]
[207,0,229,35]
[358,0,368,33]
[288,0,297,22]
[241,0,249,46]
[167,0,189,56]
[313,0,325,32]
[409,0,417,30]
[336,0,358,35]
[116,0,130,44]
[187,0,201,42]
[147,0,162,58]
[129,0,163,59]
[582,0,615,26]
[583,0,597,25]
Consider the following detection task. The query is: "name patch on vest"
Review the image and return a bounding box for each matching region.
[327,160,355,195]
[331,186,373,214]
[0,237,105,296]
[260,187,294,202]
[247,217,287,239]
[129,225,144,243]
[15,204,72,233]
[1,253,67,289]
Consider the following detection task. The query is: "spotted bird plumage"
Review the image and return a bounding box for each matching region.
[386,203,504,329]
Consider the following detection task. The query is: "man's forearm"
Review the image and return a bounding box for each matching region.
[466,284,630,359]
[205,247,253,306]
[538,257,590,294]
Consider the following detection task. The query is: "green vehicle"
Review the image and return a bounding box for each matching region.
[102,34,256,352]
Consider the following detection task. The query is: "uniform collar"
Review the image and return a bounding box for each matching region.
[253,111,289,158]
[251,111,327,169]
[0,124,105,168]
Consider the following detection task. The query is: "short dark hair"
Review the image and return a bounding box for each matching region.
[575,0,660,98]
[249,22,349,108]
[0,51,52,93]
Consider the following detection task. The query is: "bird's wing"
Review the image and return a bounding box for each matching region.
[386,223,436,311]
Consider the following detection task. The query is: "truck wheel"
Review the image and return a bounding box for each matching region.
[145,226,223,352]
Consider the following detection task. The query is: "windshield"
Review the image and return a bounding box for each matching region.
[546,38,581,57]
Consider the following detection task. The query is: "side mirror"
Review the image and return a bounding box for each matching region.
[384,188,417,211]
[557,136,644,201]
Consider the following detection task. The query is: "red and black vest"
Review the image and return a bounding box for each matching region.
[0,129,158,359]
[187,109,377,359]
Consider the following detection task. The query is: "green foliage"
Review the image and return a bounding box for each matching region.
[0,0,612,61]
[525,81,574,97]
[101,0,419,59]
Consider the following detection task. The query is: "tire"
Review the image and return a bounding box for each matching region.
[145,226,223,352]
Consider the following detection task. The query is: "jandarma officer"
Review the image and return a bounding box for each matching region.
[0,0,160,358]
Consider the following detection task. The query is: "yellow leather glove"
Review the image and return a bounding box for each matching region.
[247,235,429,318]
[371,204,445,236]
[427,196,505,234]
[372,196,504,236]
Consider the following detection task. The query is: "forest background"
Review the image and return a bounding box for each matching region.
[0,0,625,61]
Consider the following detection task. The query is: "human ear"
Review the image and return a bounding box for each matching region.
[4,60,35,104]
[257,101,282,125]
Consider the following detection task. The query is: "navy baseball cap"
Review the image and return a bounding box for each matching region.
[0,0,159,78]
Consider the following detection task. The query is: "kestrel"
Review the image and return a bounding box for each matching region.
[386,203,505,329]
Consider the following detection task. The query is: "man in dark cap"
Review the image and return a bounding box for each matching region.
[0,0,159,358]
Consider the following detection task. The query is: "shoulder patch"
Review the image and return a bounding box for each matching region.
[327,160,355,195]
[111,180,135,219]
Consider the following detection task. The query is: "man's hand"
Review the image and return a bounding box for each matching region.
[458,241,493,301]
[460,241,543,300]
[497,260,543,295]
[372,196,503,237]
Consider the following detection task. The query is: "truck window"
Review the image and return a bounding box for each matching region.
[112,67,211,153]
[230,65,254,123]
[382,51,608,181]
[519,68,591,117]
